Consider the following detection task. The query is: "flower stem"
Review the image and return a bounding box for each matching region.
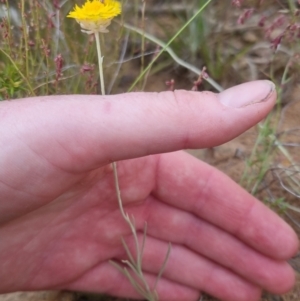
[95,32,105,95]
[112,162,140,260]
[94,29,157,300]
[94,33,123,215]
[94,32,129,235]
[94,33,127,220]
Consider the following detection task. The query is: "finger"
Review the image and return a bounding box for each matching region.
[63,261,200,301]
[128,196,295,294]
[3,81,276,171]
[153,151,299,260]
[118,235,262,301]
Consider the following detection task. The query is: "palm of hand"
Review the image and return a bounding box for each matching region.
[0,153,159,293]
[0,150,297,301]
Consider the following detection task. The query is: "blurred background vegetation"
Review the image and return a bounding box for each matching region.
[1,0,299,96]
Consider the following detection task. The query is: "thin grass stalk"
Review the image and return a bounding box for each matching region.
[121,237,136,266]
[127,0,213,92]
[141,0,146,73]
[123,23,223,91]
[153,243,171,291]
[20,0,29,79]
[138,223,147,270]
[4,0,13,56]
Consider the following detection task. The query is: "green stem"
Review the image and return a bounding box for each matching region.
[95,32,105,95]
[21,0,29,79]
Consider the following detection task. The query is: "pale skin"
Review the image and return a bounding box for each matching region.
[0,81,298,301]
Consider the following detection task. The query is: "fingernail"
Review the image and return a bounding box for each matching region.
[218,80,276,108]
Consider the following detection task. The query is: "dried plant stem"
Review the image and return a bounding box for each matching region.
[111,162,156,299]
[112,162,141,258]
[123,22,223,92]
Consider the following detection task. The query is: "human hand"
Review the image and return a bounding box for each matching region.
[0,81,297,301]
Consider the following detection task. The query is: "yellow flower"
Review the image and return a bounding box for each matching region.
[67,0,121,34]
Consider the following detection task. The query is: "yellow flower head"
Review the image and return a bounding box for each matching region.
[67,0,121,34]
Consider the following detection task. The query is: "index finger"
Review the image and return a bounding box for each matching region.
[153,151,299,259]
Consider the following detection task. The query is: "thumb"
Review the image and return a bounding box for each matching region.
[3,80,275,170]
[79,80,275,164]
